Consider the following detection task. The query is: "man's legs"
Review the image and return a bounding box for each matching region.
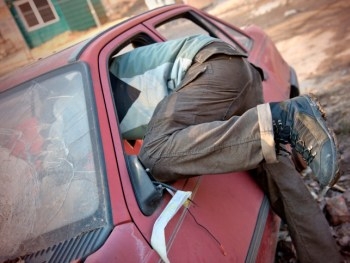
[139,55,270,181]
[138,53,340,260]
[139,53,338,188]
[252,156,342,262]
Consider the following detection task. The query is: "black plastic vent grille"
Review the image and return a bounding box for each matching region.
[5,227,109,263]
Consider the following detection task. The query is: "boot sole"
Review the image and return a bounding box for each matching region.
[304,94,341,187]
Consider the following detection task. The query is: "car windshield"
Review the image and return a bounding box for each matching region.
[0,64,110,260]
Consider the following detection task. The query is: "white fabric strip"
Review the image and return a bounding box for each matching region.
[257,103,278,163]
[151,190,192,263]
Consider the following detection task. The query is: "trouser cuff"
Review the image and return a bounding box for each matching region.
[257,103,278,163]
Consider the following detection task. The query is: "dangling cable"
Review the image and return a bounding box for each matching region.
[186,208,227,256]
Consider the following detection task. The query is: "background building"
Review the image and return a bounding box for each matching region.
[2,0,107,49]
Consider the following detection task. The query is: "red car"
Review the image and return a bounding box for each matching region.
[0,4,299,263]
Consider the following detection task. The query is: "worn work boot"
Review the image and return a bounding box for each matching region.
[270,95,340,189]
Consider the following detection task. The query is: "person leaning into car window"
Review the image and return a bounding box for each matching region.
[110,35,342,262]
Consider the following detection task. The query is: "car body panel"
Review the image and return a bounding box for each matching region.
[244,25,291,102]
[84,174,274,263]
[0,44,84,92]
[85,223,159,263]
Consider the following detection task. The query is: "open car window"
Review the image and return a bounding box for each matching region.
[154,11,252,53]
[109,33,158,148]
[0,63,111,261]
[110,33,157,58]
[156,17,210,39]
[108,33,164,215]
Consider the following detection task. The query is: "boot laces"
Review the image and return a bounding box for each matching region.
[290,132,317,165]
[273,120,317,164]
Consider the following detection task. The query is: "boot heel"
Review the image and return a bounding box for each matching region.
[307,93,327,119]
[306,94,341,187]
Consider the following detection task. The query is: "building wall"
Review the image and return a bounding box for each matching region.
[57,0,107,31]
[4,0,107,48]
[91,0,108,24]
[0,0,24,58]
[6,0,68,48]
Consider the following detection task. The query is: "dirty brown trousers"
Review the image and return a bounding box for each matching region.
[139,44,341,262]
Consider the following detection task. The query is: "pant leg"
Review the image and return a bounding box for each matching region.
[139,55,276,181]
[252,156,342,263]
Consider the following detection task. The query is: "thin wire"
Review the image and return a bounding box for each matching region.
[186,208,227,256]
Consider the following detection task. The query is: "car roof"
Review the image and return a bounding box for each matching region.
[0,41,86,92]
[0,4,193,92]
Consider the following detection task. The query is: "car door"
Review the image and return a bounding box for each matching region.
[95,12,278,263]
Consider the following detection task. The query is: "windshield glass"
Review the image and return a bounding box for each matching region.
[0,64,109,260]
